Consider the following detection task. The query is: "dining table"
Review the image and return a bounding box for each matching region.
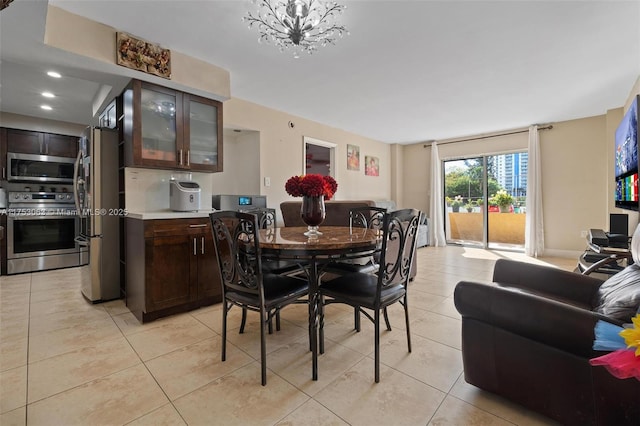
[258,225,381,380]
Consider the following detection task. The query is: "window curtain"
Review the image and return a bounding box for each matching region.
[525,125,544,256]
[429,142,447,246]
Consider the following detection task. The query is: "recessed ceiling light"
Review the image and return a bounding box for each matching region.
[42,92,55,98]
[40,105,52,111]
[47,71,62,78]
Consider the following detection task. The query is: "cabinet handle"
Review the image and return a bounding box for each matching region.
[2,167,4,179]
[189,224,207,228]
[179,149,183,165]
[193,237,197,255]
[187,150,190,166]
[201,236,205,255]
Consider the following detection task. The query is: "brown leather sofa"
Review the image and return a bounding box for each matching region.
[454,259,640,425]
[280,200,418,279]
[280,200,377,227]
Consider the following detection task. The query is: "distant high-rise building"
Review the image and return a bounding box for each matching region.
[494,152,528,197]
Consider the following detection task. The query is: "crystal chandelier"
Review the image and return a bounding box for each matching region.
[1,0,15,11]
[244,0,348,58]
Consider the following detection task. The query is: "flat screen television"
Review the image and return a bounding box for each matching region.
[614,95,639,211]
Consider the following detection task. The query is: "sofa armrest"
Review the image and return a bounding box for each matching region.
[454,281,620,358]
[492,259,604,308]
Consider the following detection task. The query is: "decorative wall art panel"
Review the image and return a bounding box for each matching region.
[116,32,171,79]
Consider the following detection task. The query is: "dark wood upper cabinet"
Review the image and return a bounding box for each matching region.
[4,128,77,158]
[43,134,78,157]
[122,79,223,172]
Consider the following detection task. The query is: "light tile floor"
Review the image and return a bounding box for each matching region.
[0,246,576,425]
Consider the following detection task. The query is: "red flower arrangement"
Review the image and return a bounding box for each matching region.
[285,174,338,200]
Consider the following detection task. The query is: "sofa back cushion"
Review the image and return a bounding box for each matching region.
[280,200,376,227]
[593,263,640,322]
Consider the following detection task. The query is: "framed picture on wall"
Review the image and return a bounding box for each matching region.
[347,144,360,171]
[365,156,379,176]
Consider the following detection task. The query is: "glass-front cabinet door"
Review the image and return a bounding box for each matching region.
[184,94,223,172]
[139,82,182,166]
[122,79,222,172]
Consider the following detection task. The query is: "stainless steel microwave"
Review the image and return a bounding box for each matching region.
[7,152,76,183]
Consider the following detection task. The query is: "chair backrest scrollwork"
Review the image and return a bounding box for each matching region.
[210,211,264,296]
[378,209,422,289]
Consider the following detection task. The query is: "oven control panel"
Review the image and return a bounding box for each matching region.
[8,192,74,204]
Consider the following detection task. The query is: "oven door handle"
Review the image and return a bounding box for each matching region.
[74,236,90,247]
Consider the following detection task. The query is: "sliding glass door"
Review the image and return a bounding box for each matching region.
[444,158,485,247]
[444,152,527,250]
[487,153,527,250]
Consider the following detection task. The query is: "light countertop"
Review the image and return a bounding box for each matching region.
[126,209,215,220]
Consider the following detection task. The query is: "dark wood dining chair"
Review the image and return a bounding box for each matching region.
[319,208,422,382]
[209,211,309,385]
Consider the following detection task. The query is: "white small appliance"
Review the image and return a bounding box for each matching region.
[170,181,201,211]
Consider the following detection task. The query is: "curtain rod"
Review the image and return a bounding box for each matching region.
[423,124,553,147]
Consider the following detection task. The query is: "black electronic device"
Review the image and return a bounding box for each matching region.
[609,213,629,236]
[606,233,629,248]
[589,228,609,246]
[613,95,639,211]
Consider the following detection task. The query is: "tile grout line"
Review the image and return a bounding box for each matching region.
[24,272,32,426]
[106,304,190,425]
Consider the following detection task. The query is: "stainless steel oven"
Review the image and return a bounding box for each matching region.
[6,191,85,274]
[7,152,76,183]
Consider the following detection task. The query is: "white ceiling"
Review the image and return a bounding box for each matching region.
[1,0,639,144]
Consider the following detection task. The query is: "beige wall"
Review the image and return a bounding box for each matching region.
[398,143,430,214]
[211,130,261,195]
[540,115,608,254]
[223,97,391,214]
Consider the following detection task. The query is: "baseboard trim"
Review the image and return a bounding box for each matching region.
[541,248,582,259]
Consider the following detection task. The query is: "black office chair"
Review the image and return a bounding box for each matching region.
[320,208,422,382]
[210,211,309,385]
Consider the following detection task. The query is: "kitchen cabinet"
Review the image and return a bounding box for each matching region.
[0,217,5,276]
[4,128,78,158]
[125,217,222,323]
[1,127,6,180]
[99,100,118,129]
[122,79,223,172]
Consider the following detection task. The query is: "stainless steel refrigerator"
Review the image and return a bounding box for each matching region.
[74,127,120,302]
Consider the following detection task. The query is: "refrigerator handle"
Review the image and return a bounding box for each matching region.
[73,149,83,214]
[74,236,89,247]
